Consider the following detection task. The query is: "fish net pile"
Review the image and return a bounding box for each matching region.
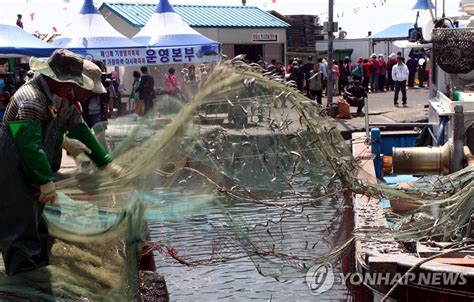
[432,28,474,74]
[0,57,473,300]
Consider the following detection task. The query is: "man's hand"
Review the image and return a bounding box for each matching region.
[104,163,124,178]
[62,136,92,157]
[39,181,57,204]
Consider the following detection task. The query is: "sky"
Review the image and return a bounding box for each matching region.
[0,0,464,38]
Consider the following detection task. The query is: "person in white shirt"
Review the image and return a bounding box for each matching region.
[391,56,409,107]
[318,58,328,96]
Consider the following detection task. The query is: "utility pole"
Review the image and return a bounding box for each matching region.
[327,0,334,105]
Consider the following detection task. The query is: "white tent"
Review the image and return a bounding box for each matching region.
[132,0,220,64]
[53,0,141,50]
[0,24,54,57]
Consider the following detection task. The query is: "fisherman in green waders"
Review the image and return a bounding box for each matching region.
[0,49,122,276]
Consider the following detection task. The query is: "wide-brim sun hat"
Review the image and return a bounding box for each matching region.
[29,49,94,91]
[82,60,107,94]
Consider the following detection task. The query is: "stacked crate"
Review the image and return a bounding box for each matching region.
[286,15,323,53]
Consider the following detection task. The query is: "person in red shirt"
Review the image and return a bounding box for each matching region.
[378,54,387,92]
[362,59,371,92]
[165,67,179,96]
[369,54,380,92]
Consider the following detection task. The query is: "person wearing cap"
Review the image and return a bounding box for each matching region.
[392,56,409,107]
[352,57,364,82]
[406,56,418,88]
[199,64,209,86]
[82,61,108,131]
[131,70,143,116]
[417,57,427,88]
[377,54,387,92]
[332,60,340,95]
[0,49,121,276]
[369,54,380,92]
[343,80,367,116]
[341,57,353,88]
[187,64,198,99]
[165,67,179,96]
[362,59,371,92]
[308,63,324,104]
[73,60,114,155]
[300,56,314,91]
[138,66,155,114]
[317,58,328,95]
[386,53,397,91]
[288,61,304,92]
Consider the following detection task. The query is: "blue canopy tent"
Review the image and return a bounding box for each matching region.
[52,0,145,66]
[0,21,54,57]
[133,0,220,64]
[372,0,435,39]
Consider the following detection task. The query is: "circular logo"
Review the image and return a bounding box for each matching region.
[305,262,334,296]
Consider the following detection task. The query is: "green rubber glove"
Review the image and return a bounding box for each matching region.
[9,120,54,185]
[67,122,112,168]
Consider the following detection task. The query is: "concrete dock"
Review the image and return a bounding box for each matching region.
[331,88,429,138]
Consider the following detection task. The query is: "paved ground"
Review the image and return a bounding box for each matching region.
[198,87,431,139]
[329,87,430,137]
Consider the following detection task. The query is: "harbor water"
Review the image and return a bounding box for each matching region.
[148,189,351,301]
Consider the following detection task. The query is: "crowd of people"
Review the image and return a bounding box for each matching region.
[127,63,212,116]
[256,53,429,113]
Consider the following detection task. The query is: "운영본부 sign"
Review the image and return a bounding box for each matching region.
[252,33,278,42]
[84,44,220,67]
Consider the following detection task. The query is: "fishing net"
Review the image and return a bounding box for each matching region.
[432,28,474,74]
[0,57,473,300]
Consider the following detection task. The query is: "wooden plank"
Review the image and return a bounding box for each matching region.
[352,132,406,271]
[433,258,474,267]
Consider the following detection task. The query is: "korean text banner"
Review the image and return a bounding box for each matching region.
[84,44,220,67]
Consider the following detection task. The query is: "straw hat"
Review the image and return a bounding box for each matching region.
[82,60,107,94]
[29,49,94,91]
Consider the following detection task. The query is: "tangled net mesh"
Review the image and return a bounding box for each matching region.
[0,58,473,300]
[432,28,474,74]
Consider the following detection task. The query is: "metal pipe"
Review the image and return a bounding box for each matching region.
[452,105,464,173]
[371,128,382,179]
[369,123,432,128]
[426,0,436,22]
[364,97,369,140]
[327,0,334,105]
[392,143,452,175]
